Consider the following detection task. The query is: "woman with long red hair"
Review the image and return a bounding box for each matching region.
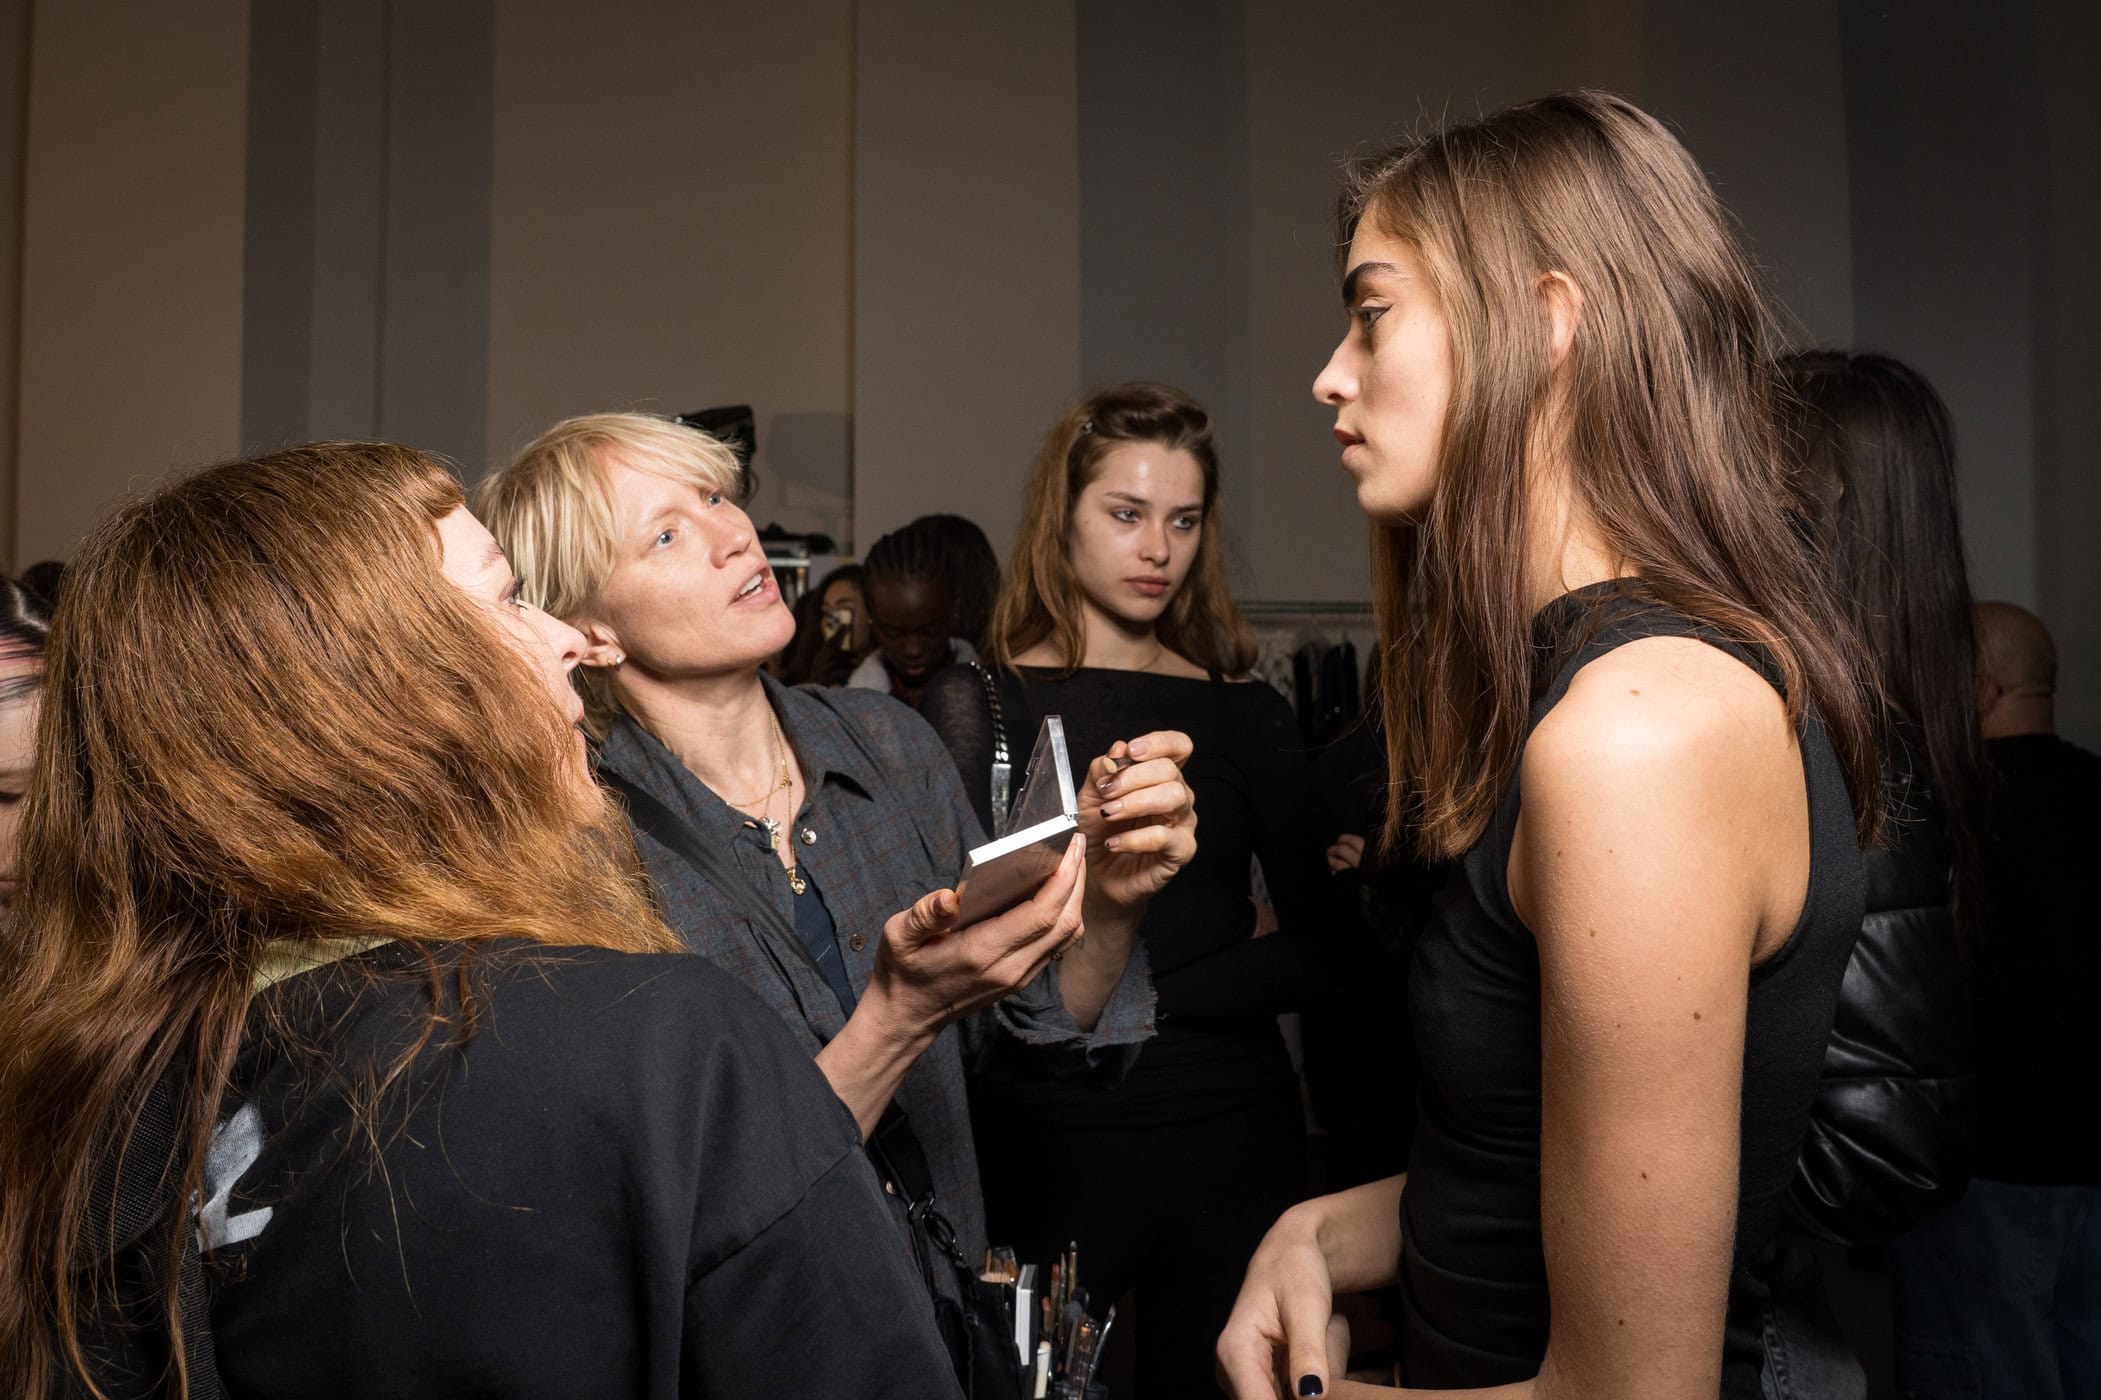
[0,443,965,1398]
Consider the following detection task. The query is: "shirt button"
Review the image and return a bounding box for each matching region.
[800,827,816,845]
[848,932,867,952]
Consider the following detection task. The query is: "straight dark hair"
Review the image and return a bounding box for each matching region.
[1782,349,1987,935]
[1340,91,1883,858]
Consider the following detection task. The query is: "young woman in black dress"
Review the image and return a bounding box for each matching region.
[1215,92,1884,1399]
[924,380,1357,1400]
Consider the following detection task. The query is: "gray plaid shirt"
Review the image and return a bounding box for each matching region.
[597,676,1154,1268]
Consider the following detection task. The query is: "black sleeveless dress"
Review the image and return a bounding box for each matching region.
[1400,581,1864,1396]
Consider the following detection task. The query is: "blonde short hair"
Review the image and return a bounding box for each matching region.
[474,412,744,732]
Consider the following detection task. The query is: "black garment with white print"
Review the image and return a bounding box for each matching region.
[202,940,960,1399]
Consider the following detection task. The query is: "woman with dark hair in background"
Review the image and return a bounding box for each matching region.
[1782,350,1988,1396]
[778,562,870,686]
[921,513,1003,654]
[0,572,54,911]
[0,444,961,1399]
[1217,92,1882,1399]
[849,517,981,706]
[924,380,1357,1399]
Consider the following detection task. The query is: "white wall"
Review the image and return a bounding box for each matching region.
[487,0,855,537]
[853,3,1082,558]
[12,0,250,563]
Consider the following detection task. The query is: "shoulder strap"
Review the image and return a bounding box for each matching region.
[964,662,1013,837]
[597,766,831,1018]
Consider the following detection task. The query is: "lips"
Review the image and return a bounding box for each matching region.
[730,567,776,608]
[1128,577,1170,598]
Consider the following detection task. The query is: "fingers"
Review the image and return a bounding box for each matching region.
[889,887,959,948]
[1215,1312,1287,1400]
[1086,729,1194,789]
[1325,1313,1351,1378]
[1324,834,1365,872]
[1278,1278,1335,1400]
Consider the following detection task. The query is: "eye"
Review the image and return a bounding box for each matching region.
[502,581,531,611]
[1351,304,1388,333]
[704,491,724,507]
[654,528,676,548]
[1111,508,1139,524]
[1172,515,1201,532]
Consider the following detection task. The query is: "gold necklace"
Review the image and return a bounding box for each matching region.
[723,710,793,808]
[753,713,807,895]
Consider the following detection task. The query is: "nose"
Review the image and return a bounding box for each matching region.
[1313,334,1357,407]
[1138,521,1171,565]
[538,611,587,674]
[708,501,756,567]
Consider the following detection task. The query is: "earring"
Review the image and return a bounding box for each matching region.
[606,652,625,670]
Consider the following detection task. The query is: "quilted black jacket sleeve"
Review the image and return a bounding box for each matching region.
[1785,759,1978,1245]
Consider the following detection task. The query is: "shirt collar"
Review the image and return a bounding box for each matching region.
[596,673,880,811]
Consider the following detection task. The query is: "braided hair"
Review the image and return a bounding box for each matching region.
[863,518,963,626]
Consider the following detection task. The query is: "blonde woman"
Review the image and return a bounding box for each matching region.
[475,414,1197,1321]
[1217,92,1882,1399]
[0,444,959,1398]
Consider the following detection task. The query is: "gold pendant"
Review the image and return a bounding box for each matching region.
[788,866,807,896]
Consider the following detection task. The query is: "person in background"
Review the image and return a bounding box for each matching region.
[920,513,1002,654]
[1767,349,1988,1396]
[1218,91,1881,1400]
[0,443,961,1399]
[924,380,1358,1399]
[777,563,868,687]
[0,573,54,911]
[475,412,1197,1338]
[849,518,979,707]
[1884,600,2100,1399]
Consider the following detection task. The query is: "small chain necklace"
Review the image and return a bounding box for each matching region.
[751,712,807,895]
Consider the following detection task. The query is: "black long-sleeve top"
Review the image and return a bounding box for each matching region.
[924,664,1357,1127]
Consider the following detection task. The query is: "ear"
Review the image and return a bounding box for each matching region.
[1976,672,2002,720]
[575,615,627,670]
[1536,271,1584,372]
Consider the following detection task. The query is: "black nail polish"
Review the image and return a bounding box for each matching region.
[1297,1377,1323,1399]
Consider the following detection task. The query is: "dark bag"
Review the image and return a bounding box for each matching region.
[600,765,1024,1400]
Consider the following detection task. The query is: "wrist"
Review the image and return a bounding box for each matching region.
[852,977,943,1056]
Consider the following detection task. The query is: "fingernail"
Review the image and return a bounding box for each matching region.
[1298,1377,1323,1398]
[1097,777,1115,794]
[1102,799,1122,817]
[1127,738,1150,758]
[1104,835,1121,851]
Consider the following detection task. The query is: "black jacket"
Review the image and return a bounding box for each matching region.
[1787,755,1978,1245]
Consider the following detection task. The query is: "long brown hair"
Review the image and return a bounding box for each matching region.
[989,381,1257,675]
[1782,350,1987,935]
[0,443,681,1398]
[1343,91,1883,857]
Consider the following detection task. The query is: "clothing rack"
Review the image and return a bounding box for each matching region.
[1240,598,1374,620]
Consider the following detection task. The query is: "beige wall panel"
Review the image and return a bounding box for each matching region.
[486,0,854,536]
[852,4,1081,558]
[14,0,249,562]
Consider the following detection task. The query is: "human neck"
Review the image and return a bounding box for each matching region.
[1077,598,1166,671]
[1522,444,1631,612]
[1980,697,2055,739]
[618,666,784,802]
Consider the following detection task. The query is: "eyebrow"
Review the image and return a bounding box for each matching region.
[1341,260,1401,305]
[1105,491,1205,513]
[481,539,507,571]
